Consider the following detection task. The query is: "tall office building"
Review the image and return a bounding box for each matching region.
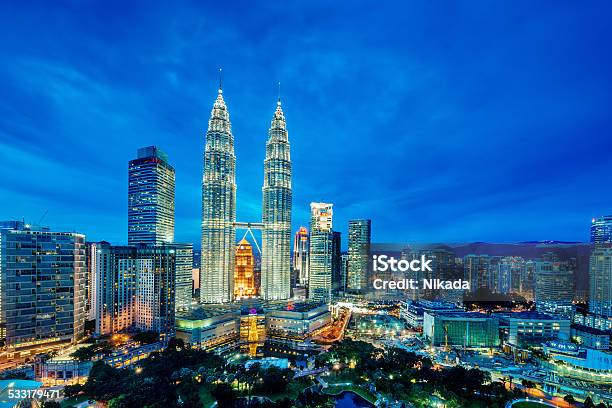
[173,243,194,310]
[308,203,334,303]
[128,146,175,245]
[201,86,236,303]
[0,223,86,355]
[234,238,256,298]
[340,253,349,292]
[293,227,309,287]
[88,242,137,335]
[261,98,292,300]
[589,247,612,317]
[591,215,612,245]
[347,219,371,291]
[534,260,574,315]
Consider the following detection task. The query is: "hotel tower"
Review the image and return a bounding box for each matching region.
[201,85,236,303]
[261,97,292,300]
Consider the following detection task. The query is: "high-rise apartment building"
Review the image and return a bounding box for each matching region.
[308,203,334,303]
[261,98,292,301]
[0,223,86,356]
[234,239,256,298]
[464,254,491,293]
[89,241,191,335]
[534,260,574,315]
[136,244,182,336]
[347,219,371,291]
[88,242,137,335]
[589,247,612,317]
[201,86,236,303]
[292,227,309,287]
[128,146,175,245]
[495,256,526,295]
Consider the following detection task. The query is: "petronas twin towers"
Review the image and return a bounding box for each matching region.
[201,83,292,303]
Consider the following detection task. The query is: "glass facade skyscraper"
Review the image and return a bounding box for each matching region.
[292,227,309,287]
[201,87,236,304]
[591,215,612,245]
[308,203,333,303]
[0,224,86,355]
[589,247,612,318]
[347,219,371,291]
[261,99,292,300]
[128,146,175,245]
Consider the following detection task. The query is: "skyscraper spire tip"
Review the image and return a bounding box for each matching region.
[218,68,223,93]
[277,81,281,106]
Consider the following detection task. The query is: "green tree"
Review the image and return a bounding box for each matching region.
[132,331,159,344]
[63,383,83,398]
[40,402,61,408]
[211,383,238,408]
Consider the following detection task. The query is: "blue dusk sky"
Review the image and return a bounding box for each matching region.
[0,1,611,247]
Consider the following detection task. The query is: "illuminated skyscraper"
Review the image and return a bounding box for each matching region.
[234,238,256,298]
[589,247,612,317]
[173,243,194,310]
[201,84,236,303]
[136,244,181,336]
[261,97,292,300]
[347,219,371,291]
[89,241,191,335]
[128,146,175,245]
[89,242,137,335]
[591,215,612,246]
[308,203,333,303]
[293,227,309,287]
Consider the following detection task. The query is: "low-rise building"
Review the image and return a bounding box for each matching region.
[543,340,612,384]
[399,300,461,330]
[494,311,570,347]
[571,324,610,350]
[175,301,330,357]
[423,311,499,348]
[35,352,92,386]
[175,305,240,353]
[103,341,164,368]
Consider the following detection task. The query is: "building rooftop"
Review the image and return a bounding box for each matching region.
[571,323,609,336]
[176,300,327,321]
[431,311,489,319]
[494,311,563,321]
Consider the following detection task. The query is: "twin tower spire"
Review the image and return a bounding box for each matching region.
[200,75,292,303]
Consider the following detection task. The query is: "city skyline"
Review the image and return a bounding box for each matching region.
[1,2,612,247]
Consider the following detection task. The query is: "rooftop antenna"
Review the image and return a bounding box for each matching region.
[277,81,281,105]
[218,68,223,92]
[38,209,48,226]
